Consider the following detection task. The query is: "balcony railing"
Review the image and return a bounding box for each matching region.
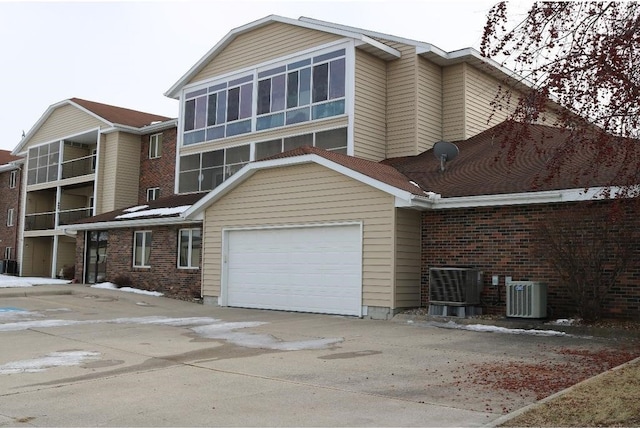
[24,212,55,231]
[24,207,93,230]
[61,155,96,179]
[58,207,92,225]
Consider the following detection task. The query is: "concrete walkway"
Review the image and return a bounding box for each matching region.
[0,285,635,427]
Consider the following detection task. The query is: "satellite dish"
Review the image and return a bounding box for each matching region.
[433,141,459,172]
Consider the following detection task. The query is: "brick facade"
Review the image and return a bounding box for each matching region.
[0,167,21,263]
[138,128,177,203]
[74,225,201,300]
[422,201,640,320]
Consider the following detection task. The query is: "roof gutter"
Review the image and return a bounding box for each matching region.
[61,216,202,232]
[411,187,620,210]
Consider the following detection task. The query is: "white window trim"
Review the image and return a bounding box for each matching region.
[133,230,152,268]
[149,133,162,159]
[179,41,352,148]
[6,208,14,227]
[178,228,201,269]
[9,170,17,188]
[147,187,160,201]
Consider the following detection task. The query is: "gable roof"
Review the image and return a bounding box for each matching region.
[13,98,174,155]
[64,193,205,231]
[0,150,21,165]
[385,121,639,198]
[69,98,172,128]
[165,15,404,98]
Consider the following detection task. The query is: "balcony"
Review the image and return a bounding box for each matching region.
[24,207,92,231]
[58,207,92,225]
[24,212,55,231]
[61,154,95,179]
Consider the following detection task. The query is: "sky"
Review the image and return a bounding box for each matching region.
[0,0,529,152]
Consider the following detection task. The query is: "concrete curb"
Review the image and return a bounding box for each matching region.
[0,287,74,298]
[484,355,640,427]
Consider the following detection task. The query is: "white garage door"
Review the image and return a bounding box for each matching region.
[224,224,362,316]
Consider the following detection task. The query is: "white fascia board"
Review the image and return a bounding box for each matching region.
[165,14,399,99]
[62,216,202,232]
[138,118,178,134]
[184,154,417,218]
[417,187,622,210]
[355,36,401,60]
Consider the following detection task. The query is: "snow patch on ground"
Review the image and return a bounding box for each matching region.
[0,275,70,288]
[0,351,101,374]
[434,320,569,337]
[0,314,343,351]
[91,282,164,296]
[548,318,578,326]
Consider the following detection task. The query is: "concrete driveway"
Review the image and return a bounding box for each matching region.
[0,285,635,427]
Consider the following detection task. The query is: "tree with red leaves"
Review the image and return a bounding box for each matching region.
[482,2,640,321]
[481,2,640,196]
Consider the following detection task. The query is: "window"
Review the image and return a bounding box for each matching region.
[149,134,162,159]
[4,247,11,260]
[6,208,14,227]
[177,127,348,193]
[178,228,201,269]
[181,47,347,146]
[178,145,249,193]
[133,231,152,267]
[9,170,17,188]
[147,187,160,201]
[27,141,60,185]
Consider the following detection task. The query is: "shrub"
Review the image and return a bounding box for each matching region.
[111,274,132,288]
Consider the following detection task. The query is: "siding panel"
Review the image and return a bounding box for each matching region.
[417,57,443,152]
[27,104,105,149]
[442,63,466,142]
[191,23,343,83]
[202,163,395,308]
[354,50,386,161]
[394,208,421,308]
[386,43,418,158]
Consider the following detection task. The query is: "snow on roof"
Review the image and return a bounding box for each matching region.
[115,205,191,220]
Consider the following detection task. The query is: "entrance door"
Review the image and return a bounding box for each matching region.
[85,230,108,283]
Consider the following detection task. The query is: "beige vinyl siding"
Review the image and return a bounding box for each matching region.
[393,208,421,308]
[417,57,443,153]
[191,23,343,84]
[22,237,52,277]
[386,43,419,158]
[179,116,348,157]
[62,144,91,163]
[99,132,140,212]
[442,63,466,142]
[202,163,396,308]
[353,50,386,161]
[27,104,104,149]
[55,237,76,275]
[464,64,511,138]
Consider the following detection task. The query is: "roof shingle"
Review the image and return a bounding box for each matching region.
[71,98,173,128]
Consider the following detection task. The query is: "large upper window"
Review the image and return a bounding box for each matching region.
[178,127,347,194]
[27,141,60,185]
[179,145,250,193]
[181,47,347,146]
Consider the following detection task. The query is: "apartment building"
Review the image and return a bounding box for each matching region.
[0,150,23,273]
[10,98,175,281]
[22,15,639,319]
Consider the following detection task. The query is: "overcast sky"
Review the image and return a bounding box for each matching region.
[0,0,530,152]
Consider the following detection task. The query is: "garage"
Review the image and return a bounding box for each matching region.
[223,223,362,316]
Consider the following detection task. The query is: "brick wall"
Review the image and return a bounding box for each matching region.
[0,167,21,261]
[103,225,201,300]
[422,200,640,320]
[138,128,177,203]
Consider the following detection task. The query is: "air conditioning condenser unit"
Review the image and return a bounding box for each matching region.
[506,281,547,318]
